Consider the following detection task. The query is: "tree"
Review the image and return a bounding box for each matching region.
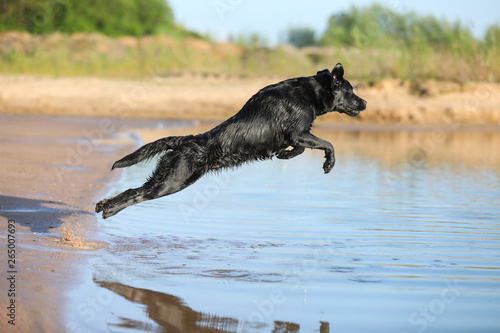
[320,4,478,51]
[485,24,500,48]
[286,26,316,48]
[0,0,175,36]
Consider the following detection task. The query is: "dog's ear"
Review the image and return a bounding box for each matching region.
[316,69,330,75]
[332,63,344,82]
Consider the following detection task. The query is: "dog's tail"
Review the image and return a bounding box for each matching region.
[111,135,191,170]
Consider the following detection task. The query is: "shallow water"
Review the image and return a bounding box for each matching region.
[68,127,500,333]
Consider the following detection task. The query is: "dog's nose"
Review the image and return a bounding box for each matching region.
[360,99,367,110]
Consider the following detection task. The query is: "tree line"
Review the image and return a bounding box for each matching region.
[0,0,175,36]
[2,1,498,50]
[287,4,499,51]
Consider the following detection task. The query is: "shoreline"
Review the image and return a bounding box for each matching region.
[0,114,140,332]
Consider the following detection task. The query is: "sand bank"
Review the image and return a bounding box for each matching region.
[1,75,499,125]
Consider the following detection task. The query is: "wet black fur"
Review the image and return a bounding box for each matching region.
[96,63,367,219]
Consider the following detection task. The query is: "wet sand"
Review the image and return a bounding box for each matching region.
[0,114,144,332]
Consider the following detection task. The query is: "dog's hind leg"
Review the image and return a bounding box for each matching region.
[95,186,150,219]
[96,151,205,219]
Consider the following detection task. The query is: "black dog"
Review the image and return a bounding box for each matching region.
[96,63,367,219]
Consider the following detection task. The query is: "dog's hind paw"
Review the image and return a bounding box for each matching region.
[95,199,107,214]
[95,199,117,219]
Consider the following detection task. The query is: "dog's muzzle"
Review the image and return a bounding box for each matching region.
[360,99,367,110]
[343,99,367,117]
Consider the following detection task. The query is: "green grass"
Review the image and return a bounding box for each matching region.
[0,31,498,83]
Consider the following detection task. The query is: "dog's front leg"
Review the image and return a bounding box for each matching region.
[296,132,335,173]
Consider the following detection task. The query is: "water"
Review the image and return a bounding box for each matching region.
[68,127,500,333]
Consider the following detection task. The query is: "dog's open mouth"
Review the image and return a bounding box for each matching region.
[344,108,362,117]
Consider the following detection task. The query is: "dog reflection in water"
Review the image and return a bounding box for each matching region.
[99,280,330,332]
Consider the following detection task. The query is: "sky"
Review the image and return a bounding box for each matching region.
[168,0,500,45]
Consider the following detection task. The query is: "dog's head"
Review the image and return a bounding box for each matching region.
[330,63,367,117]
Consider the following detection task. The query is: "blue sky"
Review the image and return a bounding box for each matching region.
[168,0,500,44]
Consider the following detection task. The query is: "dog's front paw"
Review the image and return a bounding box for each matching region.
[323,157,335,174]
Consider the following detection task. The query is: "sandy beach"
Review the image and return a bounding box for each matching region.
[0,74,499,331]
[0,114,142,332]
